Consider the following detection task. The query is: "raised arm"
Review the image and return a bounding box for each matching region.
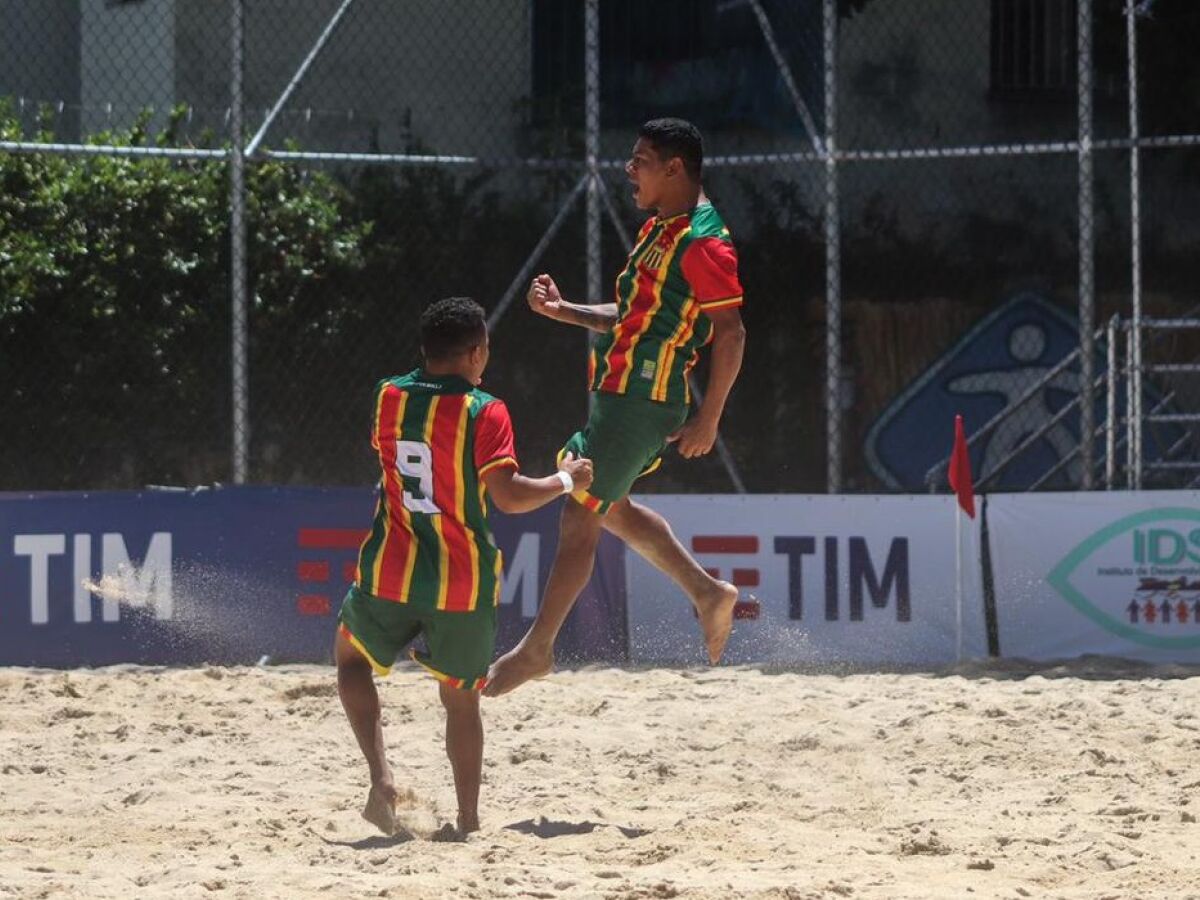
[527,273,616,334]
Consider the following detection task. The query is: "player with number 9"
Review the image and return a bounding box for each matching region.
[334,297,593,838]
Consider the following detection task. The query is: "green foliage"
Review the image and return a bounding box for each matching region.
[0,102,367,488]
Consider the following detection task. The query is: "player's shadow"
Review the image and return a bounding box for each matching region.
[314,830,416,849]
[505,817,649,839]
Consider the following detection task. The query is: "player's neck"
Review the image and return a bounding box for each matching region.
[421,361,470,382]
[656,186,705,220]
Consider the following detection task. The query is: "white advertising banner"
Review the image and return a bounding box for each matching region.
[625,495,985,666]
[988,491,1200,663]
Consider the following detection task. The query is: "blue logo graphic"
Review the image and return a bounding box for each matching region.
[865,293,1181,491]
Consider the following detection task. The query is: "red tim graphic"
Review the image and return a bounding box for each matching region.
[692,534,761,620]
[295,528,368,617]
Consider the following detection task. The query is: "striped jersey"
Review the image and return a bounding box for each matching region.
[590,202,743,405]
[354,370,518,612]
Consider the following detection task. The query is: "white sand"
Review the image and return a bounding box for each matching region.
[1,662,1198,900]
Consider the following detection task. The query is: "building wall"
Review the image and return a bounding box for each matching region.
[80,0,176,136]
[0,0,81,139]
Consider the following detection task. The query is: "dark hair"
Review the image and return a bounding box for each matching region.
[639,118,704,181]
[420,297,487,361]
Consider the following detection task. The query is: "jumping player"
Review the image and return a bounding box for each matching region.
[335,297,593,836]
[486,118,747,696]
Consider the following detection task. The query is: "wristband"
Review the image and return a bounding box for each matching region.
[555,469,574,495]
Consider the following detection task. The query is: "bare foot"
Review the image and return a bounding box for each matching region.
[430,822,468,843]
[362,781,399,836]
[483,642,554,697]
[694,580,737,664]
[457,813,480,835]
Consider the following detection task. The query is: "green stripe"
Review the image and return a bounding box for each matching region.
[356,494,388,594]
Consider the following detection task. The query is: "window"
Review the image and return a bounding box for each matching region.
[531,0,821,134]
[990,0,1077,99]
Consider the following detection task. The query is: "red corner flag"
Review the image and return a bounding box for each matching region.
[948,414,976,519]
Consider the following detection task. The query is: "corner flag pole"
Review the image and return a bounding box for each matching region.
[955,499,964,663]
[947,414,976,664]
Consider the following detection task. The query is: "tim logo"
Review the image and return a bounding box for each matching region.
[296,528,366,617]
[691,535,763,620]
[693,533,912,623]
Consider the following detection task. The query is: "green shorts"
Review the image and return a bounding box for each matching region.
[559,391,689,516]
[337,584,496,690]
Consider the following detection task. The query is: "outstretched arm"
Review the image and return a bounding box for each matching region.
[483,453,594,515]
[528,274,616,334]
[669,307,746,459]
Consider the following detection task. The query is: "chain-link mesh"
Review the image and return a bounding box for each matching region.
[3,1,1200,493]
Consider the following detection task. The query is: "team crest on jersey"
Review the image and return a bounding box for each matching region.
[641,244,667,271]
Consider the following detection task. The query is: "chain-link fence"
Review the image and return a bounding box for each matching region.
[3,0,1200,494]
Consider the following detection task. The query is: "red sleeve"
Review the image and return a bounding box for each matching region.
[474,400,519,476]
[680,237,744,311]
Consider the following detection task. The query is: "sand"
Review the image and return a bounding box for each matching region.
[1,661,1199,900]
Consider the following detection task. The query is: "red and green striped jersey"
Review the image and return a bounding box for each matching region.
[590,202,743,405]
[355,370,518,612]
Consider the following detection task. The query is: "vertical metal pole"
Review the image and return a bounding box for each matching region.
[954,504,964,663]
[230,0,249,484]
[584,0,601,409]
[1127,0,1144,489]
[1106,314,1118,489]
[1125,323,1135,489]
[1076,0,1096,489]
[823,0,842,493]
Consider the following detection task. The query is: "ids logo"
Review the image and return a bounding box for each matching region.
[1047,508,1200,650]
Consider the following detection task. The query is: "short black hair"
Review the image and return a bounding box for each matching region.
[420,297,486,361]
[639,118,704,181]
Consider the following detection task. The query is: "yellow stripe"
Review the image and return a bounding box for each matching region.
[652,297,700,401]
[409,649,477,690]
[341,625,391,677]
[355,496,382,586]
[371,390,409,591]
[477,455,517,477]
[699,295,743,311]
[599,226,659,382]
[370,382,387,450]
[423,397,452,610]
[616,226,690,394]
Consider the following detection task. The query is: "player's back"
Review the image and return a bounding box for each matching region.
[355,369,517,612]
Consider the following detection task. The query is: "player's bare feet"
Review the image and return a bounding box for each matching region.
[694,580,737,664]
[362,780,399,835]
[483,642,554,697]
[457,813,480,835]
[431,822,469,842]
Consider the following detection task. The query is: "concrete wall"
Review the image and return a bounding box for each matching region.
[80,0,175,136]
[0,0,81,139]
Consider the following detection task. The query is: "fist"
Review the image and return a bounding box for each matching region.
[559,451,594,492]
[527,273,563,318]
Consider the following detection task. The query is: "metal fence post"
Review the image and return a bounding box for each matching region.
[1127,0,1144,489]
[230,0,248,484]
[1106,314,1118,489]
[1125,322,1135,488]
[1076,0,1096,489]
[584,0,601,403]
[823,0,842,494]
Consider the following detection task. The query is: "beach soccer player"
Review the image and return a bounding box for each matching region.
[486,118,747,697]
[334,297,594,836]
